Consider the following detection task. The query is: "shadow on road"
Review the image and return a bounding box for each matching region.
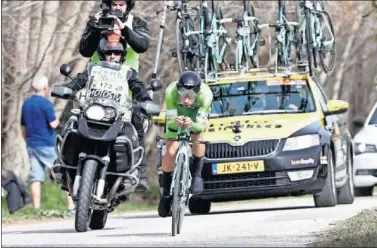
[116,205,314,220]
[98,232,171,238]
[3,227,117,235]
[206,205,314,216]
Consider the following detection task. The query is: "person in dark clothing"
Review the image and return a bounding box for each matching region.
[79,0,149,73]
[77,0,151,191]
[63,35,152,192]
[1,169,31,214]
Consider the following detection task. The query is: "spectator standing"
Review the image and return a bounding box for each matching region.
[21,75,75,214]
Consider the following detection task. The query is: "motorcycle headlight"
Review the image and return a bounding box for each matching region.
[283,134,320,151]
[85,105,105,121]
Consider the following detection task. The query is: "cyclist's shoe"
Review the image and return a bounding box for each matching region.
[190,176,204,195]
[158,195,172,218]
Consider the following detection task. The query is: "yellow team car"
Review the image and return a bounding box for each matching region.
[153,70,355,214]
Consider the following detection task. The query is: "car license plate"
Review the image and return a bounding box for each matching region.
[212,161,265,175]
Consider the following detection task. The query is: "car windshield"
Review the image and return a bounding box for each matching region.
[209,79,316,118]
[369,107,377,125]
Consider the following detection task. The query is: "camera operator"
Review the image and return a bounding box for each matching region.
[79,0,149,73]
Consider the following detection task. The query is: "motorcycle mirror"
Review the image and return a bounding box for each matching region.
[60,64,73,78]
[149,78,164,92]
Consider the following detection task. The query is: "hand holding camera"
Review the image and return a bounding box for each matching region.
[95,3,125,31]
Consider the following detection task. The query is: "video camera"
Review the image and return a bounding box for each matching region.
[97,3,124,30]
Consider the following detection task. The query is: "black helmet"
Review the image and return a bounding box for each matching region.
[177,71,202,94]
[97,36,126,63]
[101,0,135,12]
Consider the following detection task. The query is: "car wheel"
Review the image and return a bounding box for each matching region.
[188,198,211,214]
[354,186,374,197]
[336,149,355,204]
[314,149,337,207]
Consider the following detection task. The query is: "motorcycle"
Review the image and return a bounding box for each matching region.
[50,61,163,232]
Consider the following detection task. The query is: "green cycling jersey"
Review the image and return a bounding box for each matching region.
[164,82,213,138]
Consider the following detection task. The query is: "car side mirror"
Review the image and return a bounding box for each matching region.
[149,78,164,92]
[324,100,349,116]
[60,64,72,77]
[352,116,366,128]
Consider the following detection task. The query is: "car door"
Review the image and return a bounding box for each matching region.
[311,80,347,183]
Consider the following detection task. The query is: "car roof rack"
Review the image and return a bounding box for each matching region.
[203,64,310,84]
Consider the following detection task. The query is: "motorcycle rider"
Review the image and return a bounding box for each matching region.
[158,71,213,217]
[62,34,152,192]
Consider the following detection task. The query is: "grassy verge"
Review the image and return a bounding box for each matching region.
[1,180,159,225]
[311,207,377,247]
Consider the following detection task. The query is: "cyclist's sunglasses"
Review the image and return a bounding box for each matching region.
[104,50,123,56]
[177,88,198,99]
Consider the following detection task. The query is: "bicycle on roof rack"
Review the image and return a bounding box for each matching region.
[294,0,336,76]
[152,0,201,78]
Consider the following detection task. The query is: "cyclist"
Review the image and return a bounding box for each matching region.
[158,71,213,218]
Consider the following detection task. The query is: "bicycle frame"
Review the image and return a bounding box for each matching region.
[219,12,264,72]
[153,1,199,75]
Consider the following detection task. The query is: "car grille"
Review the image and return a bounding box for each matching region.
[205,139,279,159]
[203,171,290,190]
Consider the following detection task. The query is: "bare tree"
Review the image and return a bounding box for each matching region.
[1,1,96,180]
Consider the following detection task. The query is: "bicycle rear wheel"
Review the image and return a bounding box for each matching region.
[294,2,307,65]
[171,153,184,236]
[242,1,259,68]
[305,8,314,76]
[176,17,198,73]
[215,6,228,71]
[319,10,336,73]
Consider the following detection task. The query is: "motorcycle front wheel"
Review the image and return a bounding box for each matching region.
[75,159,98,232]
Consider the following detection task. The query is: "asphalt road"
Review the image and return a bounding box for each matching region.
[2,196,377,247]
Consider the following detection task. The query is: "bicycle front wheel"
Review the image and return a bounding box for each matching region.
[172,153,184,236]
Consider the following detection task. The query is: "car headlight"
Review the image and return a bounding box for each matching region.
[85,105,105,121]
[355,142,377,155]
[283,134,320,151]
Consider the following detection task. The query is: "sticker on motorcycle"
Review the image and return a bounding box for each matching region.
[89,89,122,102]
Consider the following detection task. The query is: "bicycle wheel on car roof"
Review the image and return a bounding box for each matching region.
[214,5,228,72]
[243,0,259,68]
[171,153,184,236]
[305,8,314,76]
[176,17,198,74]
[293,2,308,66]
[319,10,336,74]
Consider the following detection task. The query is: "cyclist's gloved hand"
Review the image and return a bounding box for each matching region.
[176,116,186,127]
[183,117,193,128]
